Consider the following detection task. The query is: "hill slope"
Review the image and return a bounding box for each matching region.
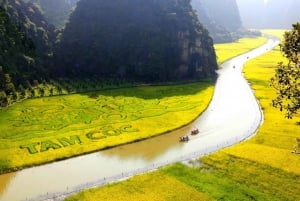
[54,0,218,82]
[28,0,79,29]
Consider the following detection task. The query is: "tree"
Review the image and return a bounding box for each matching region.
[271,23,300,119]
[0,91,8,107]
[4,74,15,95]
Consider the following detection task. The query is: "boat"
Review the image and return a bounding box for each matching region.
[191,128,199,135]
[179,135,189,142]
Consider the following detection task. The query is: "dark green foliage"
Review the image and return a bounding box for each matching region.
[54,0,217,82]
[0,7,37,103]
[0,0,219,107]
[271,23,300,119]
[0,158,10,174]
[0,0,56,58]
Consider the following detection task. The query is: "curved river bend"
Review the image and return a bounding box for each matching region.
[0,37,279,201]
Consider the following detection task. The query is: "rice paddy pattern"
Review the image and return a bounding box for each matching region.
[0,84,205,141]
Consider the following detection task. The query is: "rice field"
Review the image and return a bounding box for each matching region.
[214,37,267,64]
[64,34,300,201]
[0,82,214,173]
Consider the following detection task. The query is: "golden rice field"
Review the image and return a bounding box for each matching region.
[222,29,300,174]
[214,37,267,63]
[65,171,213,201]
[0,82,214,173]
[65,33,300,201]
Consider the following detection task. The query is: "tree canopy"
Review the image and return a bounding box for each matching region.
[271,23,300,119]
[54,0,217,82]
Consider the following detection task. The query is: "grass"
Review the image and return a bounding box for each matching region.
[65,171,213,201]
[0,82,214,173]
[66,35,300,201]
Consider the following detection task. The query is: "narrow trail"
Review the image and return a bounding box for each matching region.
[0,36,280,201]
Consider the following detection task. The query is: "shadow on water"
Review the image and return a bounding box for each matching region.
[79,81,214,100]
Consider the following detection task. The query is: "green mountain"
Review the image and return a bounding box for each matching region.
[0,0,56,57]
[0,7,37,105]
[28,0,79,29]
[191,0,233,43]
[191,0,252,43]
[199,0,242,32]
[54,0,218,82]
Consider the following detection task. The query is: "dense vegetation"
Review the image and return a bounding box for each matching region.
[0,7,38,106]
[271,23,300,119]
[0,0,219,108]
[54,0,218,82]
[0,0,59,107]
[0,0,56,57]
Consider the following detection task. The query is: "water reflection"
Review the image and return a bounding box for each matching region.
[0,172,15,197]
[102,124,191,160]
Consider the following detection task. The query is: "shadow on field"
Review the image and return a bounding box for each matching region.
[81,82,213,100]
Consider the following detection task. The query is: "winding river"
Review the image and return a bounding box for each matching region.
[0,37,279,201]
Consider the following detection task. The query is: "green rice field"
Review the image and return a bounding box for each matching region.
[0,82,214,173]
[66,32,300,201]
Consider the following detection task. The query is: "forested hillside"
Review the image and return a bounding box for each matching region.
[191,0,233,43]
[199,0,242,32]
[28,0,79,29]
[191,0,258,43]
[54,0,218,82]
[0,0,219,107]
[0,0,55,57]
[0,7,38,106]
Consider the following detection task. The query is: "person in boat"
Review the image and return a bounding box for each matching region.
[191,128,199,135]
[179,135,189,142]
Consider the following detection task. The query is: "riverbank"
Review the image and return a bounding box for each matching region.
[65,33,300,201]
[0,36,268,175]
[0,82,215,174]
[0,36,278,201]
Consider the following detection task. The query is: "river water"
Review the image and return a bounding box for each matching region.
[0,37,279,201]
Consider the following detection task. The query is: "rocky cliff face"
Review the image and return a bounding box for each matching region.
[191,0,243,43]
[55,0,217,82]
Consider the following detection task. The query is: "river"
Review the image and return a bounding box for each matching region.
[0,37,279,201]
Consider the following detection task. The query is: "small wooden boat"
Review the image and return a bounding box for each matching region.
[191,128,199,135]
[179,136,189,142]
